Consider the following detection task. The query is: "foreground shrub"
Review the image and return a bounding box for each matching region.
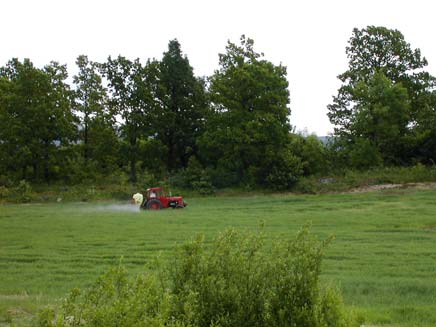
[36,227,360,327]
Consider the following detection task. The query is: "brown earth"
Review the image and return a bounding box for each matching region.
[349,182,436,193]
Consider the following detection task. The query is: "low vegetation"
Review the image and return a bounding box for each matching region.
[294,164,436,194]
[2,189,436,326]
[1,165,436,205]
[37,227,359,327]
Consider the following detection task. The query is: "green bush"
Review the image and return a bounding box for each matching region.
[171,158,215,195]
[293,178,318,194]
[14,180,33,203]
[38,227,359,327]
[291,134,330,176]
[264,150,304,190]
[0,185,10,201]
[192,176,215,196]
[0,175,13,187]
[206,166,239,189]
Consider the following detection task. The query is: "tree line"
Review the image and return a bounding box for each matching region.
[0,27,435,191]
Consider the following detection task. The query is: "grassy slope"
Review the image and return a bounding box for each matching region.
[1,189,436,326]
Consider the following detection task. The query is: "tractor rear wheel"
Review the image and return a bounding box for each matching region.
[147,199,163,210]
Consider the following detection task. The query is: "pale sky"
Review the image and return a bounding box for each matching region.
[2,0,435,135]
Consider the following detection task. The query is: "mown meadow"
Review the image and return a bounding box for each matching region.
[1,188,436,326]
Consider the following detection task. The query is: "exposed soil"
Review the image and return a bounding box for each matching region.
[350,182,436,193]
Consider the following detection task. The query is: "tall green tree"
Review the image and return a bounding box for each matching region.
[102,56,154,183]
[73,55,116,168]
[42,62,77,181]
[353,72,410,163]
[0,59,76,182]
[151,39,208,171]
[0,74,15,179]
[201,36,300,188]
[328,26,436,165]
[410,85,436,164]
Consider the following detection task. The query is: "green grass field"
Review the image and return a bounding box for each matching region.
[1,189,436,326]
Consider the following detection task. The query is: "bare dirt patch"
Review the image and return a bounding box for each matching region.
[350,182,436,193]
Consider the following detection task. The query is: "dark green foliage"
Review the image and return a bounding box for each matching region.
[410,89,436,164]
[171,158,215,195]
[14,180,33,203]
[290,134,330,176]
[0,186,9,201]
[348,138,383,169]
[36,227,357,327]
[0,59,76,183]
[263,147,303,190]
[200,36,297,188]
[352,72,410,163]
[151,40,209,171]
[1,32,435,189]
[140,138,167,170]
[205,166,240,189]
[328,26,436,167]
[73,55,119,176]
[101,56,154,183]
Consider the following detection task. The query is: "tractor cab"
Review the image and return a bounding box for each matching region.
[146,187,164,200]
[140,187,187,210]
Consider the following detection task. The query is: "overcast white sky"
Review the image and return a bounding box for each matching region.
[2,0,435,135]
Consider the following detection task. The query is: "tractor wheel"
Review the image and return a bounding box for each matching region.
[147,199,163,210]
[175,204,184,209]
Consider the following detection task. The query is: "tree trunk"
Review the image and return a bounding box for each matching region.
[129,127,138,183]
[43,141,50,184]
[22,166,27,181]
[32,162,38,181]
[130,156,137,183]
[167,133,175,171]
[84,115,89,163]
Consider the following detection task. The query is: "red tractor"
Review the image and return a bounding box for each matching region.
[140,187,187,210]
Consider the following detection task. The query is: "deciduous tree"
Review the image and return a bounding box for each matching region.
[202,36,298,188]
[0,59,76,182]
[151,40,208,171]
[102,56,154,183]
[73,55,116,169]
[328,26,436,165]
